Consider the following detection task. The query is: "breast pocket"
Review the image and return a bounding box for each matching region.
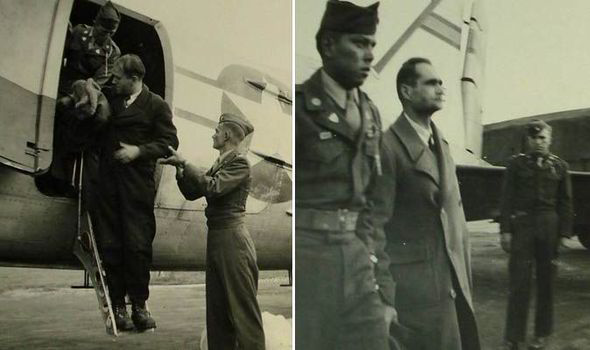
[388,239,439,309]
[300,135,347,164]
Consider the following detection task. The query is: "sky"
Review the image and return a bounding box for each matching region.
[484,0,590,123]
[296,0,590,151]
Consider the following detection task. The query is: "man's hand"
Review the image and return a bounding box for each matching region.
[500,232,511,253]
[159,146,186,167]
[384,305,398,325]
[159,146,187,178]
[114,142,141,164]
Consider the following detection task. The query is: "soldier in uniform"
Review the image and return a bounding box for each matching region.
[43,1,122,195]
[59,0,122,95]
[161,114,265,350]
[295,1,396,349]
[94,54,179,331]
[500,120,573,350]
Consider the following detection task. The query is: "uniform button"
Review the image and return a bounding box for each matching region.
[450,289,457,299]
[311,97,321,106]
[375,284,380,291]
[369,254,378,264]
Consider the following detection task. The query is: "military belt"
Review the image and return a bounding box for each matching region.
[295,208,359,232]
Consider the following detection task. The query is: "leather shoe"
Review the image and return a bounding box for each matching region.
[501,340,520,350]
[132,304,156,331]
[529,337,548,349]
[112,305,134,331]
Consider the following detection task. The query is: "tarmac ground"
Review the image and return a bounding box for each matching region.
[0,270,291,350]
[470,222,590,350]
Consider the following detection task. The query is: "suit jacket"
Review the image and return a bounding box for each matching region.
[102,84,178,170]
[177,149,251,229]
[370,114,478,346]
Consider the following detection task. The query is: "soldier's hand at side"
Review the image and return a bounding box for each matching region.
[114,142,141,164]
[500,233,511,253]
[384,305,398,325]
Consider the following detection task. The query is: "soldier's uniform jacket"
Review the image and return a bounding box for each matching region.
[295,69,395,306]
[177,150,251,229]
[500,153,573,237]
[60,24,121,93]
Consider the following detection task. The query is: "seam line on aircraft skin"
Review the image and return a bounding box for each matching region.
[174,108,216,129]
[174,66,220,88]
[374,0,442,72]
[429,12,462,35]
[420,25,461,50]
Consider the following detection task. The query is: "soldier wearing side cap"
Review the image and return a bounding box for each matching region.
[161,114,265,350]
[295,1,396,349]
[500,120,573,350]
[59,0,122,95]
[42,1,122,195]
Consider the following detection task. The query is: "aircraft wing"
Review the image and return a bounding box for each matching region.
[456,164,504,222]
[457,164,590,235]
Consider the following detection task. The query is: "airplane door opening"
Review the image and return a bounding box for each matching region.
[35,0,172,197]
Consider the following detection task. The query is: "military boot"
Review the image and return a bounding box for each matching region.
[112,304,134,331]
[529,337,548,350]
[132,303,156,331]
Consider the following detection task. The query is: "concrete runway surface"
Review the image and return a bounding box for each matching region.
[3,222,590,350]
[0,270,291,350]
[469,221,590,350]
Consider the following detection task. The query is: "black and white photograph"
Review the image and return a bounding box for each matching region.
[295,0,590,349]
[0,0,292,349]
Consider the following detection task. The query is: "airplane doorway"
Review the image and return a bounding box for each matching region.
[35,0,170,197]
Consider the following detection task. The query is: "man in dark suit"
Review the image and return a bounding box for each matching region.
[160,114,265,350]
[295,1,396,349]
[500,120,573,350]
[369,57,480,349]
[94,54,178,331]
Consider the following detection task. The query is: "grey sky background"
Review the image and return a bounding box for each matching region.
[484,0,590,123]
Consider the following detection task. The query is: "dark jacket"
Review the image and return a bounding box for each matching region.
[177,150,251,229]
[60,24,121,94]
[500,152,573,237]
[102,84,178,169]
[295,69,394,306]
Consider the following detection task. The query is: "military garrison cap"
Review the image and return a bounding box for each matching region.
[318,0,380,35]
[219,113,254,136]
[95,1,121,31]
[526,119,551,136]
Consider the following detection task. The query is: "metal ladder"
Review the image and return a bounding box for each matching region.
[71,154,119,336]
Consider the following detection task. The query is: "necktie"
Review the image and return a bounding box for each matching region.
[428,135,436,152]
[124,97,130,108]
[537,156,543,168]
[345,90,361,132]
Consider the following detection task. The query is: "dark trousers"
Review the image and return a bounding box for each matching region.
[206,224,265,350]
[505,213,559,342]
[295,228,389,350]
[94,162,156,305]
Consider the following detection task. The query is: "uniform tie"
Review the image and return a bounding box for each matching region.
[537,156,543,168]
[345,90,361,133]
[428,135,436,152]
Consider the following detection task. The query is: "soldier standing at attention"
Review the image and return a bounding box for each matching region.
[501,120,573,350]
[161,114,265,350]
[295,1,396,349]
